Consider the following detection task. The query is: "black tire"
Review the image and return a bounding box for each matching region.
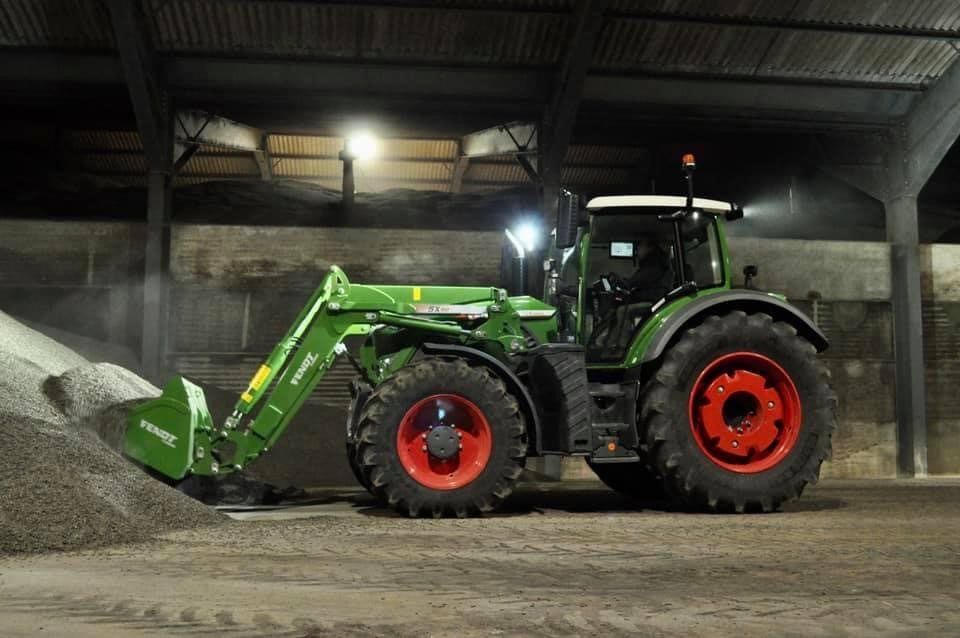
[356,357,526,517]
[346,385,375,494]
[585,459,665,501]
[346,440,374,493]
[643,311,836,513]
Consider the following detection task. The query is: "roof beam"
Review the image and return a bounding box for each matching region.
[461,122,538,158]
[105,0,169,169]
[0,51,920,125]
[540,0,607,219]
[610,10,960,40]
[202,2,960,39]
[454,121,538,193]
[902,56,960,189]
[450,155,469,194]
[173,110,271,179]
[174,110,264,152]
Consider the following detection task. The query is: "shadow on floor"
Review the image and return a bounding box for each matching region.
[219,482,848,517]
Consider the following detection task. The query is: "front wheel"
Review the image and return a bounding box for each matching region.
[356,358,527,517]
[643,311,836,513]
[346,440,374,494]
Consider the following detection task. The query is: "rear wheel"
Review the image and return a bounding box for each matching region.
[643,311,836,513]
[356,357,526,517]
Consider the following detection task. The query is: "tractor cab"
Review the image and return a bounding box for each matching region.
[579,196,737,363]
[546,157,744,366]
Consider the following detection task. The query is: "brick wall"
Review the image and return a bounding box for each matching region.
[0,220,142,348]
[167,224,504,405]
[922,245,960,475]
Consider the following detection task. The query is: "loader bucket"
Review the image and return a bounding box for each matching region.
[126,376,214,481]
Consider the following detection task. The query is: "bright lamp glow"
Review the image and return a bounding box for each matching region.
[345,132,378,160]
[505,220,541,258]
[514,221,539,253]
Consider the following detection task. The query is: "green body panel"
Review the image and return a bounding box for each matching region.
[612,288,726,369]
[508,295,560,344]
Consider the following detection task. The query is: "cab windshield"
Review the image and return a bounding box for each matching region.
[578,210,724,363]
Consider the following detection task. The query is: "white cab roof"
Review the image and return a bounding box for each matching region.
[585,195,735,214]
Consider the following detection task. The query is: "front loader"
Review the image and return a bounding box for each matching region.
[129,155,836,516]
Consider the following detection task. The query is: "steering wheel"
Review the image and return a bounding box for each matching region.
[593,272,628,296]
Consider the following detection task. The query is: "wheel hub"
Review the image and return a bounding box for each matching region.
[426,425,460,460]
[688,352,802,474]
[396,394,492,491]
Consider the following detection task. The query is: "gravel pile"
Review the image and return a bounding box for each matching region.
[0,311,223,555]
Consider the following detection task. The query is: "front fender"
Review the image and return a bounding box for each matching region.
[638,290,828,364]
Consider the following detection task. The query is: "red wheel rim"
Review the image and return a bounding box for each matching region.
[396,394,492,490]
[688,352,802,474]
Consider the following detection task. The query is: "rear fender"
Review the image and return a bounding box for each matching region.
[640,290,829,364]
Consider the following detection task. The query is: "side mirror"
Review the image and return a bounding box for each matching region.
[727,204,744,221]
[555,189,579,249]
[743,264,758,289]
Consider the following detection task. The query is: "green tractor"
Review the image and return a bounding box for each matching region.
[128,156,835,516]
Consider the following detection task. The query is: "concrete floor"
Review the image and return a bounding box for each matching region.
[1,480,958,637]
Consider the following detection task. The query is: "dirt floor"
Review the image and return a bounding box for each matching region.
[1,479,958,637]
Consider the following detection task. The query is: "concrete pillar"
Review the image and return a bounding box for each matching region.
[142,169,172,383]
[885,194,928,477]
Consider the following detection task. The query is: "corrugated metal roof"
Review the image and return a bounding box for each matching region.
[180,154,260,176]
[1,0,957,89]
[355,160,453,181]
[596,17,956,85]
[613,0,960,30]
[79,152,148,175]
[467,162,530,183]
[67,130,143,152]
[268,135,458,160]
[0,0,112,48]
[268,135,343,157]
[147,0,567,65]
[377,138,459,160]
[760,30,956,85]
[597,20,776,76]
[799,0,960,31]
[63,128,649,189]
[273,157,342,178]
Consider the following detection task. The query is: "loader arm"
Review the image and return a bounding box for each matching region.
[126,266,510,480]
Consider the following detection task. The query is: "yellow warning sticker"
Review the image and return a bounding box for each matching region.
[413,287,422,301]
[250,365,271,390]
[240,391,253,403]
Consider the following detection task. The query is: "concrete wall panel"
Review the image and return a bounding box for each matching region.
[171,225,504,287]
[922,244,960,301]
[729,237,891,301]
[921,244,960,476]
